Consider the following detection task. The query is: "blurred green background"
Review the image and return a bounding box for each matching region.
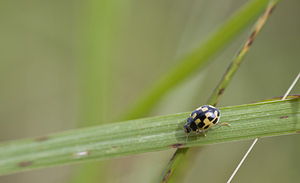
[0,0,299,182]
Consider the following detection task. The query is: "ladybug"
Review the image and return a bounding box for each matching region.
[184,105,230,138]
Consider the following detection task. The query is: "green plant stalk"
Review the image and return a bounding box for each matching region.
[157,1,279,182]
[73,0,119,182]
[160,148,189,183]
[207,0,278,106]
[0,98,299,176]
[122,0,271,120]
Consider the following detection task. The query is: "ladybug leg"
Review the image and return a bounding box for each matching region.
[200,130,206,137]
[196,130,199,139]
[217,122,231,127]
[196,130,206,138]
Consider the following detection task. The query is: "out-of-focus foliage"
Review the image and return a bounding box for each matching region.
[0,0,299,183]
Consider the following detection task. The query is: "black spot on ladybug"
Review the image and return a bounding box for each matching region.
[198,113,206,122]
[208,116,214,121]
[198,122,205,129]
[190,121,198,131]
[212,118,218,124]
[204,125,210,129]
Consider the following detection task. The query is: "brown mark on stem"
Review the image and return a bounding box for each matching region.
[36,136,49,142]
[162,169,172,183]
[218,88,225,96]
[246,30,257,47]
[169,143,185,148]
[170,150,178,161]
[19,161,33,167]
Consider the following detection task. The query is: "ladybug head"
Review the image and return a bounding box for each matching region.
[184,124,191,134]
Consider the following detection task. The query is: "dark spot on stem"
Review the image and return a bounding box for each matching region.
[36,136,49,142]
[280,116,288,119]
[296,131,300,134]
[269,5,276,14]
[247,30,257,47]
[170,151,178,161]
[247,39,253,47]
[170,143,185,148]
[249,30,256,40]
[163,169,171,183]
[19,161,32,167]
[218,88,224,96]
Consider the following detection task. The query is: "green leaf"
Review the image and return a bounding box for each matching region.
[0,98,299,176]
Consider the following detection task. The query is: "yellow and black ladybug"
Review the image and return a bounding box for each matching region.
[184,105,230,138]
